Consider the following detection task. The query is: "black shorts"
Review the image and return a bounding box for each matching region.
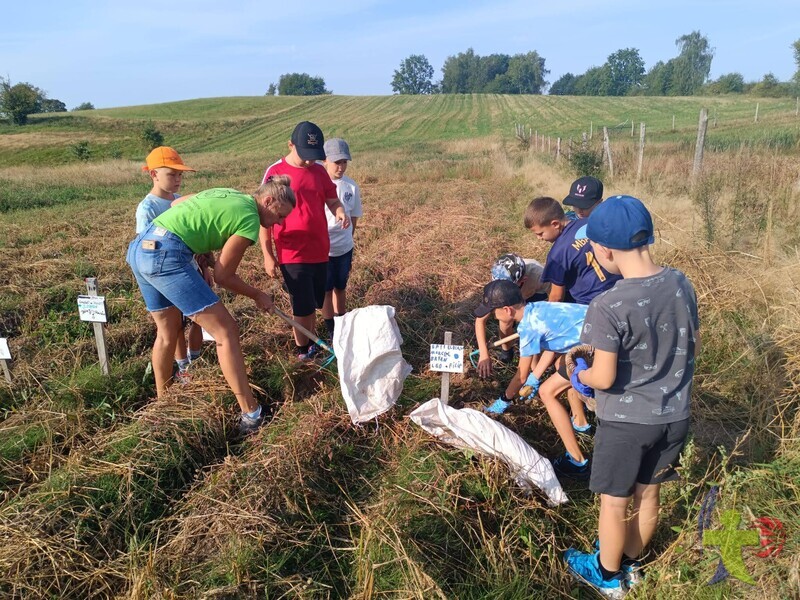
[280,262,327,317]
[326,249,354,291]
[590,418,689,497]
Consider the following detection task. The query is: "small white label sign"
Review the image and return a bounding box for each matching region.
[77,295,108,323]
[429,344,464,373]
[0,338,10,360]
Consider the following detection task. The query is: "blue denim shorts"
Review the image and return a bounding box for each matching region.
[126,223,219,316]
[326,249,354,291]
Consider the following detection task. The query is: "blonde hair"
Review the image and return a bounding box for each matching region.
[523,196,564,229]
[255,175,296,208]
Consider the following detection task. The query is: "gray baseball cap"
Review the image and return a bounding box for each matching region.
[324,138,351,162]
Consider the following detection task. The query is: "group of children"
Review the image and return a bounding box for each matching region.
[128,121,363,433]
[128,129,699,597]
[474,178,699,597]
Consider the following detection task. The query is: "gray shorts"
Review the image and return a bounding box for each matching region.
[589,418,689,497]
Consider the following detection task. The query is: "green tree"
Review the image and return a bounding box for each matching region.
[750,73,790,97]
[266,83,277,96]
[73,102,95,111]
[505,51,548,94]
[40,98,67,112]
[391,54,435,94]
[277,73,330,96]
[573,66,610,96]
[0,79,43,125]
[704,72,745,94]
[640,60,674,95]
[792,39,800,90]
[669,31,714,95]
[605,48,645,95]
[440,48,481,93]
[549,73,578,95]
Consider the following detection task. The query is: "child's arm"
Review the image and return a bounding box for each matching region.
[474,314,494,378]
[504,354,535,399]
[547,283,566,302]
[325,196,350,229]
[258,226,280,278]
[575,348,617,391]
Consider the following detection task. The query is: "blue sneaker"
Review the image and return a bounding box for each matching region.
[571,417,592,433]
[593,540,644,587]
[564,549,628,599]
[484,397,511,415]
[553,452,591,480]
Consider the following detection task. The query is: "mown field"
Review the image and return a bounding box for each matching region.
[0,94,798,599]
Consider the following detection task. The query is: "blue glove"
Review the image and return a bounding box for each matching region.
[519,373,540,400]
[570,358,595,398]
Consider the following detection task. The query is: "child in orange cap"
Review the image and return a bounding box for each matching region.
[135,146,203,383]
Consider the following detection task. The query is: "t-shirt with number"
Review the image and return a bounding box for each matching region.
[518,301,588,357]
[153,188,261,254]
[326,174,363,257]
[262,159,338,264]
[579,267,699,425]
[541,218,621,304]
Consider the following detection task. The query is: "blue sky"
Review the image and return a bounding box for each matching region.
[2,0,798,109]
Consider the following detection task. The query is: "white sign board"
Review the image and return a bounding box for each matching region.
[0,338,10,360]
[429,344,464,373]
[77,295,108,323]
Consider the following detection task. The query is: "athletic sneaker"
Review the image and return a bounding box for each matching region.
[593,540,644,587]
[564,549,629,599]
[239,407,265,436]
[571,417,592,433]
[297,344,320,362]
[497,348,514,364]
[484,397,511,415]
[552,452,591,480]
[174,369,192,385]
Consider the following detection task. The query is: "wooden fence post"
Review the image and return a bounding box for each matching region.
[85,277,110,375]
[440,331,452,405]
[672,115,675,132]
[692,108,709,183]
[548,136,551,154]
[631,120,635,137]
[589,121,593,140]
[754,102,759,123]
[636,123,646,183]
[556,137,561,161]
[603,127,614,178]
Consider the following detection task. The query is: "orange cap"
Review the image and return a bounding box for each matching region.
[141,146,196,172]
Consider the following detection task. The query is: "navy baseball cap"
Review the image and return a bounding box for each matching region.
[474,279,525,318]
[586,195,655,250]
[291,121,326,161]
[564,176,603,209]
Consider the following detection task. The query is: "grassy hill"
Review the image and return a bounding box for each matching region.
[0,94,798,598]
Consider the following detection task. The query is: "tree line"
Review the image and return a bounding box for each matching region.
[0,77,93,125]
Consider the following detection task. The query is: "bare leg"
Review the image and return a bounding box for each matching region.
[291,313,316,347]
[150,307,182,397]
[190,302,258,414]
[174,319,188,362]
[186,321,203,354]
[599,493,631,572]
[497,314,515,351]
[332,287,347,314]
[538,375,585,462]
[322,291,334,320]
[567,388,589,428]
[624,483,661,559]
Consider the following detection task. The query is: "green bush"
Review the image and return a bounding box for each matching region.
[70,140,91,162]
[141,122,164,150]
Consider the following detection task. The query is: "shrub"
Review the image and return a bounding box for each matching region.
[141,122,164,150]
[71,140,92,162]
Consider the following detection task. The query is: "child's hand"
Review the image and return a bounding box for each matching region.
[571,358,595,398]
[477,353,493,378]
[519,373,540,400]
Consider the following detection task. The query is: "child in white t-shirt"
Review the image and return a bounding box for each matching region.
[321,138,363,340]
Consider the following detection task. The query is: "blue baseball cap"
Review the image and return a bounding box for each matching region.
[586,195,655,249]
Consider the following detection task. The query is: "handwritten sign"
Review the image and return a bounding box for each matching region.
[429,344,464,373]
[77,295,108,323]
[0,338,10,360]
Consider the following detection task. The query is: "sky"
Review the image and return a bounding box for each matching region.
[2,0,798,109]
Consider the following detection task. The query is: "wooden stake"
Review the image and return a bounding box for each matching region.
[85,277,109,375]
[692,108,709,183]
[636,123,646,183]
[754,102,759,123]
[556,137,561,161]
[631,120,635,137]
[440,331,452,405]
[0,360,10,384]
[589,121,593,140]
[672,115,675,131]
[603,127,614,178]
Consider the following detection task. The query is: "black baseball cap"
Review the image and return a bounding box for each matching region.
[473,279,525,318]
[291,121,326,161]
[564,176,604,209]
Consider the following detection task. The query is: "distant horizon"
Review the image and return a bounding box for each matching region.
[3,0,798,110]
